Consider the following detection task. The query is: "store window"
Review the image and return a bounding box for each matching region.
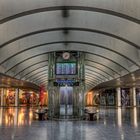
[121,88,131,107]
[19,90,39,106]
[136,88,140,106]
[6,89,16,106]
[0,89,1,106]
[100,92,107,106]
[99,89,116,106]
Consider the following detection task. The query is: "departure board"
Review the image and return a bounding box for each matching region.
[56,62,77,75]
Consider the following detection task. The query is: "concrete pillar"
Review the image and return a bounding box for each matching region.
[1,88,4,106]
[15,88,19,107]
[117,87,121,107]
[132,87,136,107]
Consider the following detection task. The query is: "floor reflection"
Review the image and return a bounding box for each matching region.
[117,107,122,127]
[0,107,34,126]
[131,107,138,127]
[0,107,140,140]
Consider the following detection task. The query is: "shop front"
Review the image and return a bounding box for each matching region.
[121,88,131,107]
[99,89,116,106]
[0,88,40,107]
[136,88,140,106]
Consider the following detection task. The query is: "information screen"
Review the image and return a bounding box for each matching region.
[56,62,77,75]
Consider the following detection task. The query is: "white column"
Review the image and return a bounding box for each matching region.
[117,87,121,107]
[1,88,4,106]
[15,88,19,107]
[132,87,136,107]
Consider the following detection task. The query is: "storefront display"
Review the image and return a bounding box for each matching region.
[107,92,115,105]
[19,90,39,106]
[136,88,140,106]
[85,92,93,106]
[0,89,1,105]
[121,88,131,107]
[100,89,116,106]
[6,89,15,106]
[100,93,107,106]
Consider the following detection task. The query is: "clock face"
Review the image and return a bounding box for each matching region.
[62,52,70,60]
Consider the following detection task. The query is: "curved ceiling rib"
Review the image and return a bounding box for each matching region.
[12,60,48,75]
[5,49,128,79]
[14,61,113,81]
[86,64,114,78]
[25,68,48,81]
[32,75,48,83]
[27,69,105,84]
[18,64,110,85]
[1,41,132,73]
[27,71,103,82]
[9,56,120,79]
[39,82,48,86]
[0,1,139,90]
[5,54,48,73]
[85,79,98,85]
[85,72,105,81]
[35,77,48,82]
[86,61,117,78]
[85,67,109,80]
[13,61,48,77]
[85,79,99,85]
[30,73,101,86]
[30,74,48,82]
[0,27,139,50]
[0,6,139,24]
[35,79,48,85]
[16,65,48,79]
[17,62,113,80]
[27,69,105,83]
[5,54,49,73]
[85,75,102,83]
[85,59,120,76]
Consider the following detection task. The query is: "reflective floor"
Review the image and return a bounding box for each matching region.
[0,107,140,140]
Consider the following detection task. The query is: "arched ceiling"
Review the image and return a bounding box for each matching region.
[0,0,139,91]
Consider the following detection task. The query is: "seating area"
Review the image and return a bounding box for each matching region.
[34,107,48,120]
[84,107,99,121]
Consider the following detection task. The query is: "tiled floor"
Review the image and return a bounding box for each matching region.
[0,107,140,140]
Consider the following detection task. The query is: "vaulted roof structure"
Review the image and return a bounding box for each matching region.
[0,0,139,91]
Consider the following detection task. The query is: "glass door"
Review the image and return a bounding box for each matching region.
[60,86,73,117]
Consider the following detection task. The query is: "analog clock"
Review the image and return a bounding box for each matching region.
[62,52,70,60]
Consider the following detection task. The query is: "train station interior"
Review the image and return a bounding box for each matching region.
[0,0,140,140]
